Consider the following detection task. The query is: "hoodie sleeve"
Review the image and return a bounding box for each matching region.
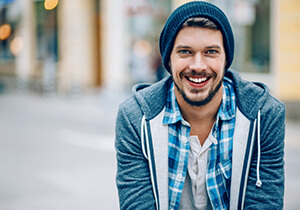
[115,99,156,210]
[244,97,285,209]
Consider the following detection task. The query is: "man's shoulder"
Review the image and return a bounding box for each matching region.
[118,95,140,114]
[261,92,285,119]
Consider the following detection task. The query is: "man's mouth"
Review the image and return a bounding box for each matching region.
[186,76,209,84]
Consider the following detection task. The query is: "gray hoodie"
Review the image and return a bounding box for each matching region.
[115,69,285,210]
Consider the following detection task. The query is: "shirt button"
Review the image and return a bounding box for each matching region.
[176,174,182,180]
[182,137,188,144]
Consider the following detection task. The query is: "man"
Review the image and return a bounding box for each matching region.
[115,1,285,210]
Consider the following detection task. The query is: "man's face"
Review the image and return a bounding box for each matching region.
[170,26,226,107]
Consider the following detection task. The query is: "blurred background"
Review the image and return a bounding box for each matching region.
[0,0,299,209]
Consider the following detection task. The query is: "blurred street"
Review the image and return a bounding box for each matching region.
[0,87,129,210]
[0,87,299,210]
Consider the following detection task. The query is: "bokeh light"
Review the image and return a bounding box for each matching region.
[44,0,59,10]
[0,24,12,40]
[10,36,24,56]
[133,40,152,58]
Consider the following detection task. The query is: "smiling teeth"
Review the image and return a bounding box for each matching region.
[188,77,207,83]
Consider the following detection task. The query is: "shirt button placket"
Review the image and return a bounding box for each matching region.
[182,136,188,144]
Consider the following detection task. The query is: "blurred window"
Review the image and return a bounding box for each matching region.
[125,0,172,84]
[34,1,58,61]
[250,0,270,73]
[211,0,271,73]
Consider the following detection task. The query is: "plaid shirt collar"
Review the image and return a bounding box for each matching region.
[163,83,182,125]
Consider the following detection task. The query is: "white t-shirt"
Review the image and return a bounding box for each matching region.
[179,133,217,209]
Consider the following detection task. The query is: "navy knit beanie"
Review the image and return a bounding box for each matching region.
[159,1,234,73]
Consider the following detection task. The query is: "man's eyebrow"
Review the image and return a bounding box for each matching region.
[174,45,222,50]
[174,45,191,49]
[206,45,222,49]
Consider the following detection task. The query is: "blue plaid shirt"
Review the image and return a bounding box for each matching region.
[163,78,236,210]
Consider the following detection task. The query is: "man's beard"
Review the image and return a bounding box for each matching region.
[173,75,223,107]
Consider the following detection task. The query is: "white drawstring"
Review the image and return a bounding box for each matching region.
[256,110,262,187]
[141,115,148,160]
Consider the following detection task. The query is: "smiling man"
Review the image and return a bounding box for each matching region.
[115,1,285,210]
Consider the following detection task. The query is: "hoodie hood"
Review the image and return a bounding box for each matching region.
[225,70,269,120]
[132,69,269,121]
[132,76,173,120]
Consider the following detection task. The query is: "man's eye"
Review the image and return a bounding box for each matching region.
[206,50,218,54]
[178,50,191,54]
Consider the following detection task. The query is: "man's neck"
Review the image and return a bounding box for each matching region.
[175,87,223,145]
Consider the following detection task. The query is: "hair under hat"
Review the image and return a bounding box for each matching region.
[159,1,234,73]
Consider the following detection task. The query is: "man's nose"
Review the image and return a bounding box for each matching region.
[189,53,207,71]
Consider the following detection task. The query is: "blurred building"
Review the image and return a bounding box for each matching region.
[0,0,299,102]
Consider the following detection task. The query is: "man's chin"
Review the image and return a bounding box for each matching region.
[182,95,211,107]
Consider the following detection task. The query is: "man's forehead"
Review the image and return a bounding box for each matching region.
[175,27,223,42]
